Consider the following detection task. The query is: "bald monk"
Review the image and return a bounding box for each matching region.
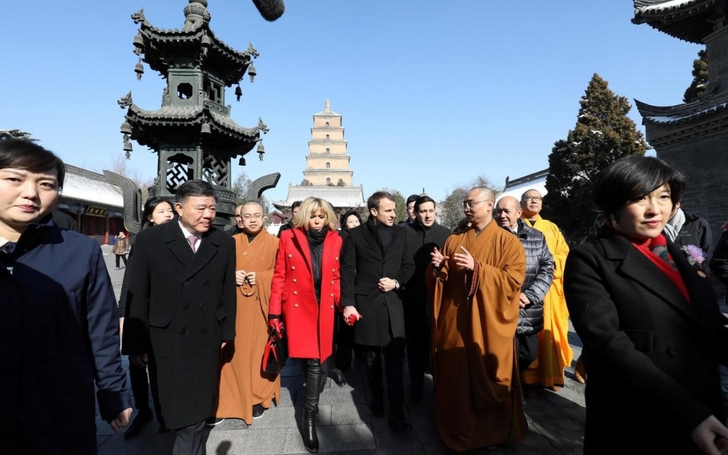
[429,187,527,451]
[519,189,573,390]
[213,202,280,425]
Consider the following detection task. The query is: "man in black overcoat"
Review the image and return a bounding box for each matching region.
[402,195,450,404]
[123,180,236,455]
[341,191,415,430]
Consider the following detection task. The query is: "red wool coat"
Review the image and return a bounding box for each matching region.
[269,228,342,362]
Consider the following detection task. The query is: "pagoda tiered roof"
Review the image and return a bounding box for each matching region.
[632,0,721,43]
[131,5,257,86]
[124,103,266,157]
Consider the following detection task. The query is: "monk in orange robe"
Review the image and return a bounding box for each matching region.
[214,202,280,425]
[429,187,527,451]
[519,189,573,389]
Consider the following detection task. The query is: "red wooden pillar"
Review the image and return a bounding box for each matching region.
[103,216,109,245]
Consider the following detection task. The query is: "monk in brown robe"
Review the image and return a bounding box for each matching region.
[429,187,527,451]
[214,202,280,425]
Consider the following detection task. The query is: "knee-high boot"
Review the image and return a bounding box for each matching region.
[302,359,322,453]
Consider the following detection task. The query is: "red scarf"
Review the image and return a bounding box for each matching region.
[632,235,690,303]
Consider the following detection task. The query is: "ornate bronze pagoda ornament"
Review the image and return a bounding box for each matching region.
[118,0,269,225]
[632,0,728,240]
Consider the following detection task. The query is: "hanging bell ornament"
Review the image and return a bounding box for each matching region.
[256,142,265,161]
[248,63,257,83]
[133,34,145,55]
[120,121,132,135]
[235,84,242,101]
[201,123,211,134]
[134,60,144,80]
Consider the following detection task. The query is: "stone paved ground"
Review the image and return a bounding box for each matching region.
[98,245,586,454]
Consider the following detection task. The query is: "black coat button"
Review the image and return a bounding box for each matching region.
[204,280,210,285]
[666,346,678,356]
[180,328,188,335]
[200,327,207,333]
[182,303,189,310]
[200,303,207,310]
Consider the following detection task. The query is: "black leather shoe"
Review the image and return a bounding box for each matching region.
[124,409,153,439]
[330,368,347,387]
[253,404,266,420]
[371,396,384,418]
[388,415,411,431]
[301,408,319,453]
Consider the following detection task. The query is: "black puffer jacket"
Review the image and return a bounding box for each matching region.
[510,219,554,335]
[675,212,713,255]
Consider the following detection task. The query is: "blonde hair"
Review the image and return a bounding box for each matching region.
[293,197,339,231]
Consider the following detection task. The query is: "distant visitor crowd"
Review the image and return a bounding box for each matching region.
[5,137,728,455]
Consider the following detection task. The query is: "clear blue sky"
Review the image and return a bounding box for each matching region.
[1,0,700,206]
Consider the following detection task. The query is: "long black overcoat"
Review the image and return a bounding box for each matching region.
[122,221,236,430]
[564,228,728,454]
[340,222,414,346]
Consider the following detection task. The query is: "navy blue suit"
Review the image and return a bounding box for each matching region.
[1,220,130,454]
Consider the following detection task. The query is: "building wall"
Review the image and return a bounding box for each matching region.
[658,137,728,252]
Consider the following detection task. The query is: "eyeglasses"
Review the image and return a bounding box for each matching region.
[523,196,542,202]
[242,213,263,220]
[462,200,491,209]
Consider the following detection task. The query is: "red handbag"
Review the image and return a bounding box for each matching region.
[262,329,288,374]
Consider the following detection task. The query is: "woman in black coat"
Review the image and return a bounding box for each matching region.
[329,209,363,384]
[119,196,174,438]
[564,155,728,454]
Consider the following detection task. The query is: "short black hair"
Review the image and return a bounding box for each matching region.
[592,155,686,220]
[175,179,216,204]
[142,197,174,229]
[406,194,419,205]
[0,137,65,187]
[367,191,395,211]
[414,195,436,212]
[339,209,363,230]
[291,200,302,209]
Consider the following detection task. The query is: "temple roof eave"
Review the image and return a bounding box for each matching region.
[125,104,262,155]
[632,0,719,43]
[635,97,728,125]
[126,105,259,136]
[138,24,254,84]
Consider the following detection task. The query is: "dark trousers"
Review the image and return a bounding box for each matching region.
[129,356,165,426]
[404,310,430,395]
[362,339,406,418]
[516,332,539,373]
[115,254,127,268]
[333,311,355,371]
[172,420,206,455]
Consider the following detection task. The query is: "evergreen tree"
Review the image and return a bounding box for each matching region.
[683,48,708,103]
[544,73,648,245]
[438,176,498,231]
[0,129,37,141]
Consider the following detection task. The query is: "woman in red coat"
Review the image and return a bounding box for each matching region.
[269,197,342,453]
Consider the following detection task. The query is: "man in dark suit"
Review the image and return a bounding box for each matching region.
[341,191,414,430]
[123,180,236,455]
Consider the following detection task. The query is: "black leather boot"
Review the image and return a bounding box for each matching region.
[302,407,319,453]
[302,359,322,453]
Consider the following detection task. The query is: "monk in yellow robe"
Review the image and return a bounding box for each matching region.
[215,202,280,425]
[429,187,527,451]
[519,189,573,389]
